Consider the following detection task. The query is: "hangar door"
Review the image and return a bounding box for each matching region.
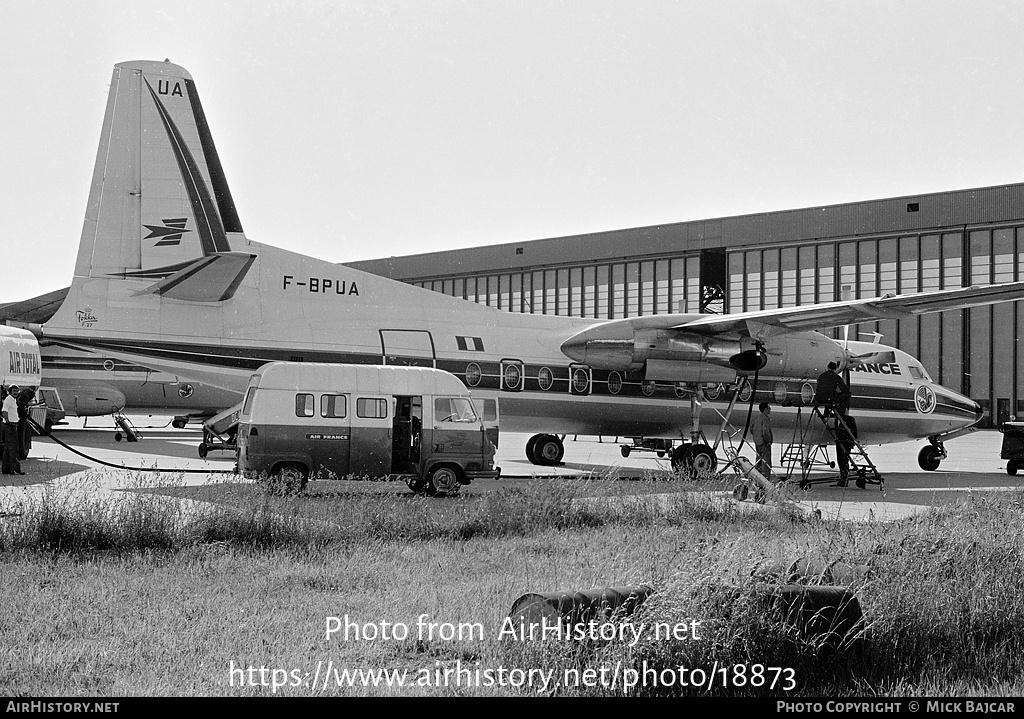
[379,329,436,367]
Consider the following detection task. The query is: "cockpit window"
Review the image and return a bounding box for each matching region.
[909,365,930,381]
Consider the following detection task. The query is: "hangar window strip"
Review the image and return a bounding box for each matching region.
[417,256,702,319]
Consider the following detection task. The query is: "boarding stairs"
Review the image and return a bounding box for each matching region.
[783,406,883,490]
[199,402,242,458]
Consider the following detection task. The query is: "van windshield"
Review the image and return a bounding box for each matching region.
[241,387,257,416]
[434,397,478,423]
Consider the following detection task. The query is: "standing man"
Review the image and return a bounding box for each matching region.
[749,401,774,479]
[16,387,34,460]
[2,385,25,475]
[834,414,861,488]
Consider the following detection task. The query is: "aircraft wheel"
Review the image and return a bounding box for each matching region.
[533,434,564,465]
[732,483,749,501]
[620,446,631,458]
[1007,461,1019,476]
[685,444,718,475]
[656,451,666,458]
[198,443,209,459]
[267,464,308,495]
[426,465,462,497]
[172,417,187,429]
[918,446,941,472]
[114,432,122,442]
[525,434,542,464]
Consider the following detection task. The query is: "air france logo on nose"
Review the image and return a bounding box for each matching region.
[915,385,937,414]
[144,218,191,246]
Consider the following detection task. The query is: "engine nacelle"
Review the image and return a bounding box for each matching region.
[561,321,845,382]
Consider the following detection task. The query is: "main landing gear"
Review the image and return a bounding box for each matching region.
[670,443,718,474]
[525,433,565,466]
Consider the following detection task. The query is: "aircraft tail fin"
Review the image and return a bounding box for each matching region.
[75,60,245,283]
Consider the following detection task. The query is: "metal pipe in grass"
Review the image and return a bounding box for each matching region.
[30,418,235,475]
[507,585,655,635]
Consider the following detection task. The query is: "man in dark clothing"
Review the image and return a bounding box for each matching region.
[2,385,24,475]
[814,361,852,416]
[834,414,861,488]
[16,387,34,460]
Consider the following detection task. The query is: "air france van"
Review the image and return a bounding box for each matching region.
[236,362,499,495]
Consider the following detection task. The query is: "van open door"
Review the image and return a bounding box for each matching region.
[392,396,422,474]
[472,397,500,449]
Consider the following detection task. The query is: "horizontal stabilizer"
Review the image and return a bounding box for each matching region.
[133,252,256,302]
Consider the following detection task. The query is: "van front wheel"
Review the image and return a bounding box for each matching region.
[426,465,462,497]
[267,464,308,495]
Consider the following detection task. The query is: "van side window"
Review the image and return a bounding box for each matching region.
[356,398,388,419]
[242,387,257,415]
[295,393,314,417]
[321,394,347,418]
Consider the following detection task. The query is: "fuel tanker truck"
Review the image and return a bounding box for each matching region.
[0,325,51,452]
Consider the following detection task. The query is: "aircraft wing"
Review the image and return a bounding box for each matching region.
[561,280,1024,374]
[674,280,1024,337]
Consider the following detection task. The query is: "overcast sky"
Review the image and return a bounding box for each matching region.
[2,0,1024,303]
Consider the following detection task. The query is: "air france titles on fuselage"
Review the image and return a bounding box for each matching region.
[8,351,39,376]
[851,362,902,376]
[282,276,359,296]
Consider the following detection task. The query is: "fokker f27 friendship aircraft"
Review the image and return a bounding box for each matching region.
[35,60,1023,474]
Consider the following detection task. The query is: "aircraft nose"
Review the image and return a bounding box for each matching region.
[971,398,984,424]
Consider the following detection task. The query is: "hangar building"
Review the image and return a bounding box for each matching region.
[349,183,1024,429]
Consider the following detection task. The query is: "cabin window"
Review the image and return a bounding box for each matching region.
[321,394,347,418]
[537,367,554,391]
[295,393,314,417]
[356,398,388,419]
[502,362,523,391]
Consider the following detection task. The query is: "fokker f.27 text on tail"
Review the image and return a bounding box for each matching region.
[36,60,1023,477]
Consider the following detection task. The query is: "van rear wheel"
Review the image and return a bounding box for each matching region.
[267,464,308,495]
[426,465,462,497]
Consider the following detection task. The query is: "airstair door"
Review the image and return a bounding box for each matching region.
[379,329,436,367]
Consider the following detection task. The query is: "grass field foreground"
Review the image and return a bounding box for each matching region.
[0,472,1022,696]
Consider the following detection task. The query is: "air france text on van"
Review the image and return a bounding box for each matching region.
[282,276,360,296]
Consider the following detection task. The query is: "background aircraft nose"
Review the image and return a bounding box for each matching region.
[560,335,588,364]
